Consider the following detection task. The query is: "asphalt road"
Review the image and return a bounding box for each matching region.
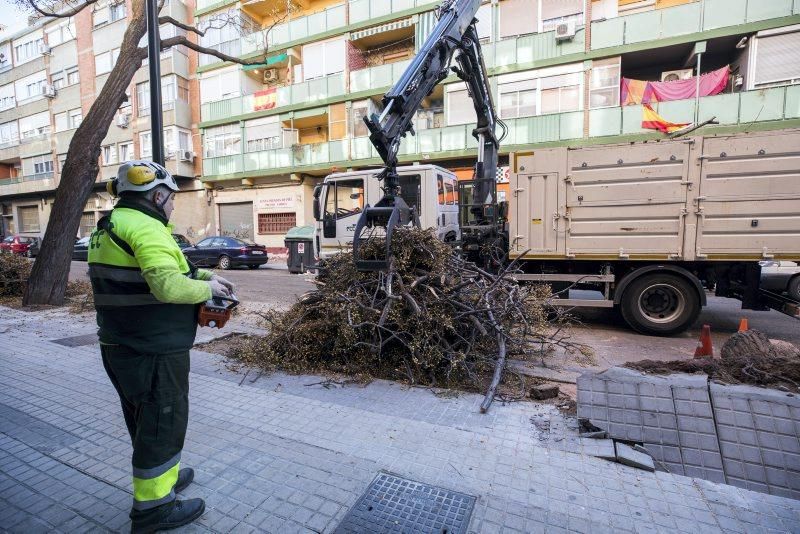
[70,260,798,365]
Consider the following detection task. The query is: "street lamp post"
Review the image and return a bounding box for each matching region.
[146,0,164,165]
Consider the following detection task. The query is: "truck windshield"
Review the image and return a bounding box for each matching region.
[324,179,364,220]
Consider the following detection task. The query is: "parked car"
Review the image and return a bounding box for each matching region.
[182,236,268,269]
[760,261,800,301]
[73,237,91,261]
[0,235,40,257]
[173,234,193,250]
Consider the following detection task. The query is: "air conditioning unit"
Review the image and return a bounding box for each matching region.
[43,84,57,98]
[179,150,195,162]
[555,20,576,41]
[116,113,130,128]
[263,69,278,83]
[39,42,52,55]
[661,69,693,82]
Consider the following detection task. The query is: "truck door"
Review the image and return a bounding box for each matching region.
[320,178,365,252]
[512,173,559,255]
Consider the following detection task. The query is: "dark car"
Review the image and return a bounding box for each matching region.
[73,237,91,261]
[182,236,268,270]
[0,235,40,257]
[173,234,192,250]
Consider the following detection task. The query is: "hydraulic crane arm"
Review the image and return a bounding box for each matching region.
[353,0,500,271]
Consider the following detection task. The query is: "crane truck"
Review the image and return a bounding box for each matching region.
[313,0,800,336]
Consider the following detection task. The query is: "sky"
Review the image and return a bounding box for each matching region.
[0,0,34,36]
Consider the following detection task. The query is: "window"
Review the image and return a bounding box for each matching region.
[19,206,40,233]
[197,10,249,66]
[446,85,475,126]
[590,57,621,108]
[80,212,96,237]
[95,48,120,75]
[753,30,800,88]
[351,101,371,137]
[178,130,191,152]
[140,131,152,158]
[540,73,581,114]
[19,112,50,139]
[498,80,537,119]
[499,0,538,39]
[102,144,117,166]
[0,121,19,146]
[437,175,446,204]
[541,0,584,32]
[258,212,297,234]
[0,83,14,111]
[118,142,133,162]
[51,73,65,90]
[109,2,126,22]
[199,67,241,103]
[162,77,176,109]
[33,159,53,175]
[67,67,80,86]
[445,180,456,205]
[475,3,492,41]
[57,154,67,173]
[15,71,48,102]
[204,123,241,158]
[13,36,44,65]
[46,18,76,46]
[177,77,189,102]
[245,117,282,152]
[301,38,345,81]
[54,112,68,132]
[136,81,150,116]
[69,109,83,129]
[329,103,346,140]
[324,179,364,220]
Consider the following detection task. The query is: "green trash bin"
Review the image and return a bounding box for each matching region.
[284,225,315,274]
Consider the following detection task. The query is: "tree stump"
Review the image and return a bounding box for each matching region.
[721,330,772,361]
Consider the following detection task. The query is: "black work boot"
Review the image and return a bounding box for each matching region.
[130,498,205,534]
[174,468,194,493]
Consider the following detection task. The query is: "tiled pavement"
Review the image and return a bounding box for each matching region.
[1,307,800,533]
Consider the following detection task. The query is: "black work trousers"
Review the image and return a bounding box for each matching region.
[101,344,190,512]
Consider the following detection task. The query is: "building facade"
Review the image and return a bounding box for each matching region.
[1,0,798,252]
[0,0,211,244]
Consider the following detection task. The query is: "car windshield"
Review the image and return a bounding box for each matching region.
[76,237,90,245]
[173,235,190,246]
[3,236,13,243]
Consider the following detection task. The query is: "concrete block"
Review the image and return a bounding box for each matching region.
[579,438,616,461]
[615,443,655,472]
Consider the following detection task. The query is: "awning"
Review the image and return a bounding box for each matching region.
[242,53,289,71]
[350,17,414,42]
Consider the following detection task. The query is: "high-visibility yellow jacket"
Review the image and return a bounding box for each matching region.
[88,199,213,353]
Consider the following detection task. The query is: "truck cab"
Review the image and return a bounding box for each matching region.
[313,164,459,260]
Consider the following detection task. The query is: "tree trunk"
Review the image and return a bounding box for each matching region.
[23,0,148,306]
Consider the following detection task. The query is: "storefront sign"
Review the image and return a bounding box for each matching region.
[257,196,295,211]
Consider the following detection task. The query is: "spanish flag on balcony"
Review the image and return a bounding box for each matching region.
[641,104,690,134]
[254,87,277,111]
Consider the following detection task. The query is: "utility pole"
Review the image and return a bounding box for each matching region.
[146,0,164,165]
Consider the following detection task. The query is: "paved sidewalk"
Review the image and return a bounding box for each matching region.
[1,306,799,533]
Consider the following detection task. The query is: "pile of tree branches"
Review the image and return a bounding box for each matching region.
[230,228,558,411]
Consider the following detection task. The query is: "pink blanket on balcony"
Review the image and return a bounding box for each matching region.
[621,66,730,105]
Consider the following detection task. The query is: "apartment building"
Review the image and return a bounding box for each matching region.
[196,0,799,250]
[0,0,210,243]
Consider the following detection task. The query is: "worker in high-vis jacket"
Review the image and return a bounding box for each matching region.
[88,161,234,533]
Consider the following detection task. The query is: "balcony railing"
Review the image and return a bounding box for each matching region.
[200,73,346,122]
[241,4,347,56]
[591,0,798,50]
[199,39,241,67]
[0,172,54,186]
[202,85,800,177]
[482,28,586,69]
[348,0,437,25]
[350,60,412,93]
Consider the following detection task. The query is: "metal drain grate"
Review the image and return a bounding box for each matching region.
[334,472,475,534]
[50,333,99,347]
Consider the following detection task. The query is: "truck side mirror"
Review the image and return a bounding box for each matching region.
[313,185,322,221]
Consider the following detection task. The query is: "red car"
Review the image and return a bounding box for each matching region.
[0,235,40,257]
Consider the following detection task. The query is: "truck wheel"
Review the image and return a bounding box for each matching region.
[619,273,701,336]
[788,276,800,301]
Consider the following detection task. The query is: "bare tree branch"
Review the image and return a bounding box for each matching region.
[158,15,205,37]
[21,0,99,19]
[150,35,265,66]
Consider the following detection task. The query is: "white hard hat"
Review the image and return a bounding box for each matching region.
[107,160,179,197]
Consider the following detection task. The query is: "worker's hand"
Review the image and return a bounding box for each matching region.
[208,279,231,298]
[211,274,235,294]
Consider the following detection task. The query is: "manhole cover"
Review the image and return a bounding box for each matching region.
[50,333,98,347]
[334,472,475,534]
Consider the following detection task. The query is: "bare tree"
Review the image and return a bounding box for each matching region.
[17,0,289,305]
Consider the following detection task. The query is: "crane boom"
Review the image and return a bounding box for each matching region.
[352,0,501,271]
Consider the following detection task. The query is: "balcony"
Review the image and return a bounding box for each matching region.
[483,29,586,70]
[0,173,55,194]
[200,73,346,123]
[589,85,800,137]
[350,60,412,93]
[348,0,436,25]
[591,0,799,50]
[241,4,347,56]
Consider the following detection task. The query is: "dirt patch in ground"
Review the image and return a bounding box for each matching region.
[625,353,800,393]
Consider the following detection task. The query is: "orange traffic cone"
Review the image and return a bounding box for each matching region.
[693,324,714,358]
[738,318,748,332]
